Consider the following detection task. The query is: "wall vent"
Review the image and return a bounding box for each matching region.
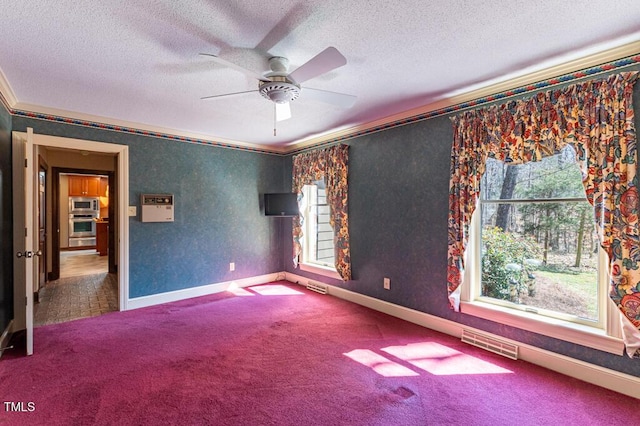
[306,280,328,294]
[461,329,518,360]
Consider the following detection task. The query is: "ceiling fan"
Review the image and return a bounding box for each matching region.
[199,47,357,126]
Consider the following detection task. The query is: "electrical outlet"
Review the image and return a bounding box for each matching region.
[383,277,390,290]
[229,262,235,272]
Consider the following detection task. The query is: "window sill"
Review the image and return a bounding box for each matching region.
[299,262,341,280]
[460,300,624,355]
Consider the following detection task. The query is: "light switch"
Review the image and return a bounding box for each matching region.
[128,206,137,217]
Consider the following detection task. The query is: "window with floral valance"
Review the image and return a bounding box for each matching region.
[292,144,351,281]
[447,71,640,358]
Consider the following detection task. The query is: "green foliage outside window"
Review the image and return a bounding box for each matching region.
[481,227,540,302]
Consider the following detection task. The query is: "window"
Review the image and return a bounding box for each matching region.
[462,146,622,353]
[299,181,339,278]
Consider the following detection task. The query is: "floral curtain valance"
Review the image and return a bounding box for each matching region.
[447,71,640,357]
[292,144,351,281]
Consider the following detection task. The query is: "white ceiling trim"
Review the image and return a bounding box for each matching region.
[0,67,17,109]
[289,40,640,152]
[10,101,287,154]
[2,41,639,155]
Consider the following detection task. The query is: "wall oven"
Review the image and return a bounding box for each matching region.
[68,196,99,247]
[69,214,98,247]
[69,196,99,214]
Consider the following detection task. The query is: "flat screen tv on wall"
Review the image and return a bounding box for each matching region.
[264,193,299,217]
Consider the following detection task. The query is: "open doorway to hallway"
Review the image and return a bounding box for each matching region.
[12,129,129,355]
[33,149,119,327]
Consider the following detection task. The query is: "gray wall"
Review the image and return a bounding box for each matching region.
[0,101,12,335]
[12,117,287,298]
[284,69,640,377]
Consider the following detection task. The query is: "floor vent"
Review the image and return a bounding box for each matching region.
[461,329,518,360]
[306,281,328,294]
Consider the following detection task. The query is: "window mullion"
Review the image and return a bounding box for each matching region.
[482,197,586,204]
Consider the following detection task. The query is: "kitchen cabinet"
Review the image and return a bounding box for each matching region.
[68,175,100,196]
[99,177,108,197]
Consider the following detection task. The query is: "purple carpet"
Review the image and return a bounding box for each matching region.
[0,281,636,425]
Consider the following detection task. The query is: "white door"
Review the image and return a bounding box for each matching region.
[12,128,36,355]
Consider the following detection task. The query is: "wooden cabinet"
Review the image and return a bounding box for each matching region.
[68,176,84,196]
[68,175,100,196]
[99,177,108,197]
[96,220,109,256]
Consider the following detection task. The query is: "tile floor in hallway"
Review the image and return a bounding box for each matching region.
[59,249,110,278]
[34,250,118,327]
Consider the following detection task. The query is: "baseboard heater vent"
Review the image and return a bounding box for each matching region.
[306,281,328,295]
[461,329,519,360]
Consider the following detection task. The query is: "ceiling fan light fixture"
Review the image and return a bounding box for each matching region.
[269,91,291,104]
[199,47,355,128]
[259,78,300,104]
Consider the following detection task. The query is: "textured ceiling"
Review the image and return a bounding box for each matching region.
[1,1,640,150]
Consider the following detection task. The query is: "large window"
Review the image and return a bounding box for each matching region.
[291,144,351,281]
[462,146,621,353]
[300,181,337,272]
[479,146,604,323]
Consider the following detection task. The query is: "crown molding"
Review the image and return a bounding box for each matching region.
[0,66,287,154]
[11,102,288,155]
[3,40,639,156]
[0,66,17,110]
[288,39,640,153]
[0,63,285,154]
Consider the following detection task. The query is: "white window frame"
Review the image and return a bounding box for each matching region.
[461,205,624,355]
[478,196,606,329]
[299,183,341,280]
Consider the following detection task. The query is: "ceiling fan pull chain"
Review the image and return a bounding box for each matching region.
[274,104,277,137]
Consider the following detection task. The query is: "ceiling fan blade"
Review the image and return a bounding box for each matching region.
[199,53,270,82]
[302,87,357,108]
[288,47,347,85]
[201,90,258,100]
[276,102,292,121]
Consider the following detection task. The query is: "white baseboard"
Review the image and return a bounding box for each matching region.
[127,272,281,310]
[285,272,640,399]
[0,320,14,359]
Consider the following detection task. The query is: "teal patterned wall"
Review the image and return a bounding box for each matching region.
[11,117,287,298]
[285,68,640,377]
[127,135,285,297]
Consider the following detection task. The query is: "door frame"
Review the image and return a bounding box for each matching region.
[51,168,116,280]
[13,130,130,335]
[37,156,48,296]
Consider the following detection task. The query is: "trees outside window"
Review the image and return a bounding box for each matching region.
[479,146,601,324]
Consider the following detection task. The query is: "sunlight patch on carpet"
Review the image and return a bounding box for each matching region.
[226,284,255,296]
[343,349,420,377]
[382,342,513,376]
[249,284,304,296]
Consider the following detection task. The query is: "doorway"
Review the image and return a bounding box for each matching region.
[50,168,117,280]
[34,166,117,327]
[12,130,130,353]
